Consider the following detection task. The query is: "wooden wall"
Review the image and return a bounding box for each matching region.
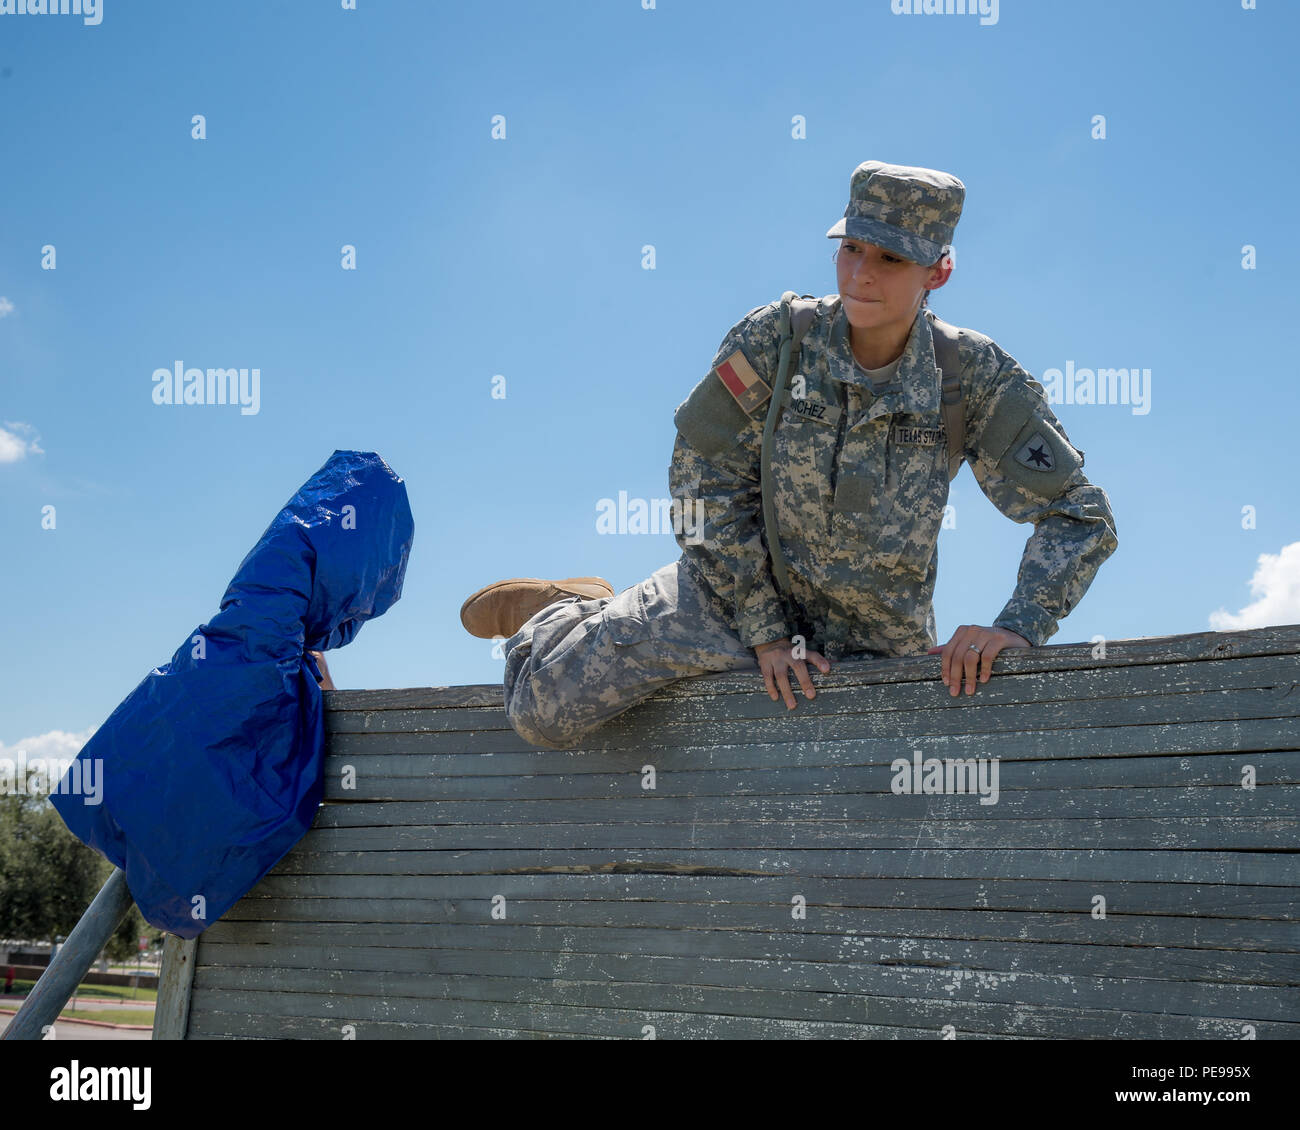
[158,625,1300,1039]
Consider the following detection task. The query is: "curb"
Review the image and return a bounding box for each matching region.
[0,1005,153,1031]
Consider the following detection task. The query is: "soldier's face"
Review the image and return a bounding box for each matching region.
[836,239,947,334]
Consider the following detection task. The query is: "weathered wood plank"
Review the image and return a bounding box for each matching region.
[218,884,1294,925]
[233,879,1300,941]
[183,995,1021,1040]
[322,715,1300,760]
[189,955,1297,1034]
[265,848,1297,886]
[323,653,1300,734]
[320,624,1300,715]
[185,944,1297,1020]
[325,685,506,712]
[539,696,1300,754]
[649,624,1300,692]
[599,654,1300,728]
[306,788,1297,827]
[214,897,1300,955]
[183,996,1288,1041]
[323,682,1300,742]
[186,1013,600,1039]
[152,935,198,1040]
[318,751,1300,801]
[196,927,1299,986]
[296,817,1297,851]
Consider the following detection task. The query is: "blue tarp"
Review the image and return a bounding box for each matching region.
[51,450,414,938]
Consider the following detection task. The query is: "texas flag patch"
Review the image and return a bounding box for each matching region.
[713,349,772,415]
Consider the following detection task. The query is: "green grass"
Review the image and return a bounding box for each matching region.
[2,977,160,1020]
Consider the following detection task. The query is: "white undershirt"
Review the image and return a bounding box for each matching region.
[854,354,903,389]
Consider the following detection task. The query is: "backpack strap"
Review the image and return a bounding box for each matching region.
[788,296,819,368]
[760,291,821,603]
[927,312,967,481]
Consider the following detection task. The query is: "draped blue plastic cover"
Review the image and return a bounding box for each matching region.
[51,450,414,938]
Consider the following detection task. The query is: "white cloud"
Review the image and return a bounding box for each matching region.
[1208,541,1300,631]
[0,296,13,317]
[0,420,44,463]
[0,727,96,762]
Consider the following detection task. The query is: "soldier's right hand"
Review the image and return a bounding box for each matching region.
[753,639,832,710]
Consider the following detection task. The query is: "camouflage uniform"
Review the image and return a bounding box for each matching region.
[503,162,1118,750]
[502,555,756,750]
[669,296,1119,659]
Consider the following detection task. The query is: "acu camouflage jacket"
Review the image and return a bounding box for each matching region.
[668,295,1119,660]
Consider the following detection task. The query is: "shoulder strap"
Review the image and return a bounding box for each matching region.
[779,293,821,400]
[789,295,819,353]
[927,313,967,481]
[759,292,820,605]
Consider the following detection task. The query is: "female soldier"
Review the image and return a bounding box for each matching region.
[461,160,1118,750]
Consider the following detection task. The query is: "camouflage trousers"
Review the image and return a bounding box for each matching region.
[502,556,758,749]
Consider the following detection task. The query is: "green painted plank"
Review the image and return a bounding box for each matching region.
[321,624,1300,717]
[322,654,1299,734]
[184,996,1018,1041]
[197,927,1298,986]
[267,847,1299,886]
[201,916,1300,964]
[183,995,1288,1041]
[218,884,1294,925]
[322,716,1300,762]
[535,690,1300,752]
[295,817,1297,851]
[233,873,1300,925]
[184,942,1296,1020]
[318,751,1300,801]
[186,1012,599,1039]
[323,682,1299,742]
[190,955,1293,1032]
[308,788,1298,827]
[600,655,1300,727]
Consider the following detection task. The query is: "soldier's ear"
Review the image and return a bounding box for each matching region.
[926,258,954,290]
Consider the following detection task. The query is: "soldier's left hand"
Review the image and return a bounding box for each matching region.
[928,625,1030,697]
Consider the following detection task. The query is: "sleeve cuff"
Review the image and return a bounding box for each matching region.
[992,599,1058,648]
[738,621,792,651]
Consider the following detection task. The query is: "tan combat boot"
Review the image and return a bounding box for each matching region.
[459,576,615,639]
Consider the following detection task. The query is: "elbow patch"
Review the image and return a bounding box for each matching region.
[980,379,1083,499]
[998,415,1083,498]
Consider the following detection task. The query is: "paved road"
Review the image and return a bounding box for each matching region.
[0,1013,152,1040]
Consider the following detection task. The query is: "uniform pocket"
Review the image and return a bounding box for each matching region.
[830,400,892,515]
[601,578,652,646]
[872,418,951,574]
[773,396,842,535]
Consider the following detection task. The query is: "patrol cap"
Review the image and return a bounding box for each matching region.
[826,160,965,265]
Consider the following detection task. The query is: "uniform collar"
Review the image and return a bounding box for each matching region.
[817,298,940,417]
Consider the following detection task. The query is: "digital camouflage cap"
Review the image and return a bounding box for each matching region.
[826,160,965,265]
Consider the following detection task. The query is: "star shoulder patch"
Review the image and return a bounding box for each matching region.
[1013,432,1056,472]
[713,348,772,416]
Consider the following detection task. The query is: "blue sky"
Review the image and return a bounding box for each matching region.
[2,0,1298,755]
